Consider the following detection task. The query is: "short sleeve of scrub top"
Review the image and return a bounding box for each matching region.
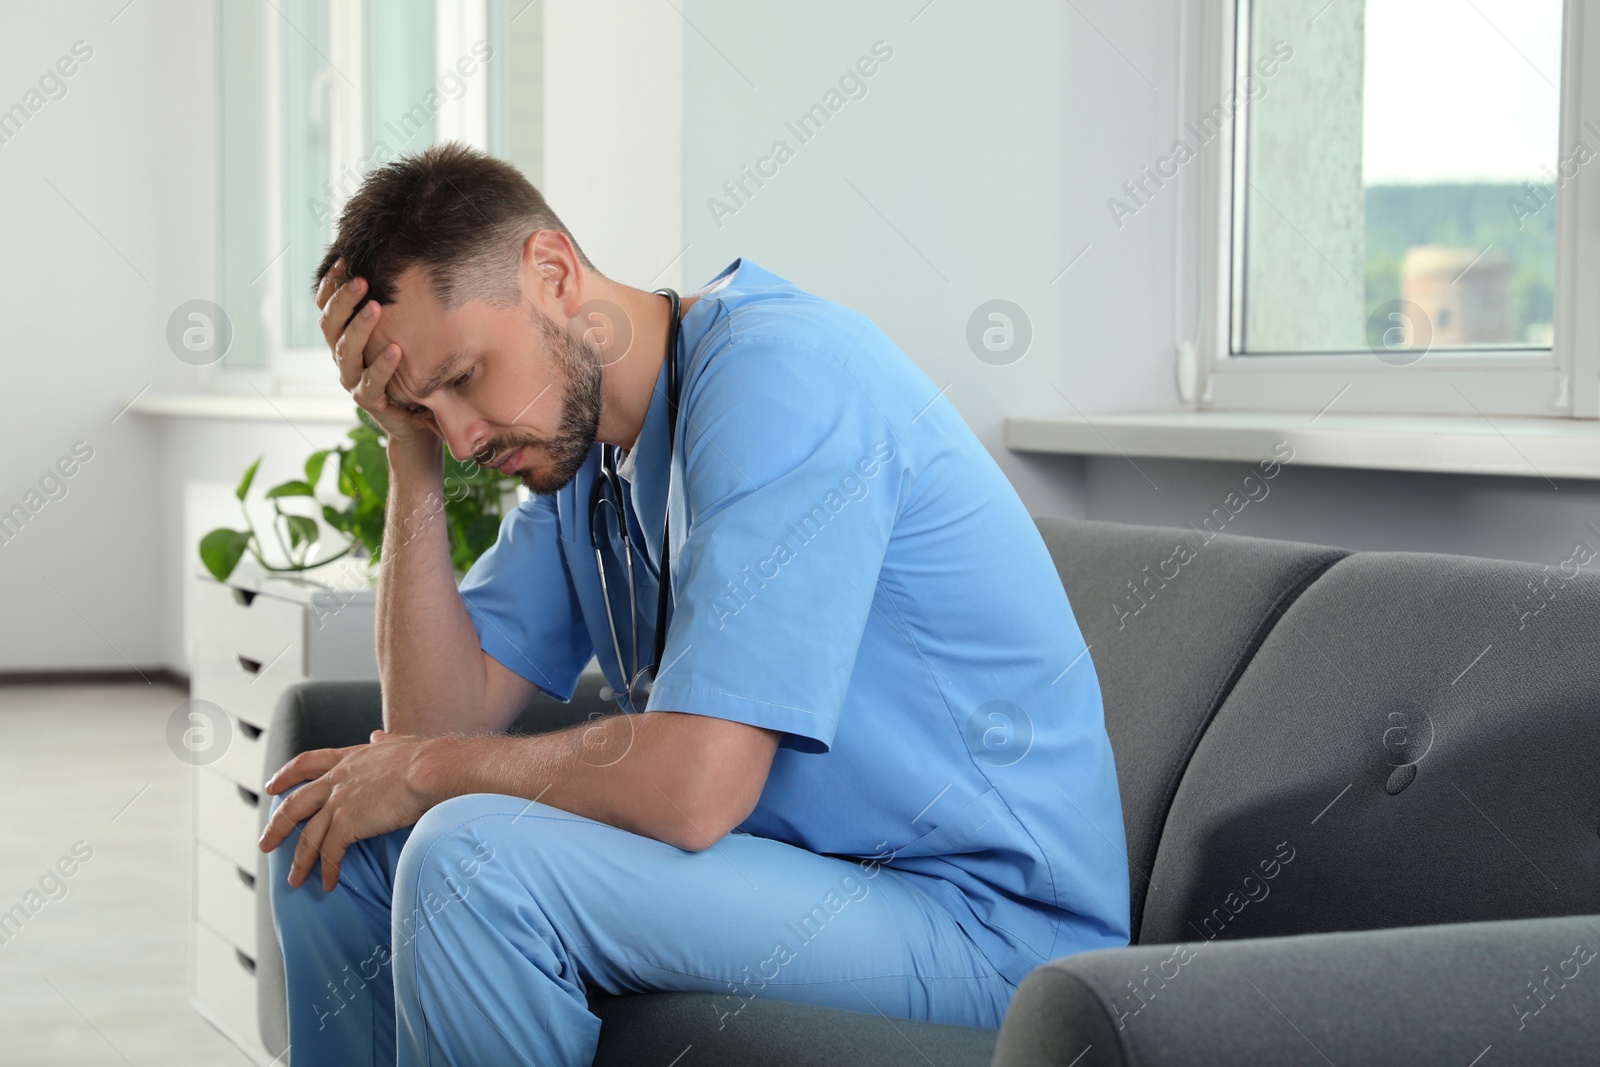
[456,487,595,702]
[645,337,903,755]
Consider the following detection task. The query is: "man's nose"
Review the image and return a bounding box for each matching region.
[434,404,488,465]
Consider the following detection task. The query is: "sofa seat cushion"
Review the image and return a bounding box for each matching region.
[590,990,998,1066]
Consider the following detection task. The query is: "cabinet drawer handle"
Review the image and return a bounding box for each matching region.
[236,866,256,890]
[231,588,258,608]
[235,948,256,976]
[237,784,259,807]
[236,655,262,675]
[238,720,263,741]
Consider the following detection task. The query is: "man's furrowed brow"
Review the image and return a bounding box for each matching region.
[386,349,470,408]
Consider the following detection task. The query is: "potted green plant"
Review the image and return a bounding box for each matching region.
[198,408,519,582]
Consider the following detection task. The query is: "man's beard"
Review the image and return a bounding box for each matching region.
[476,305,603,495]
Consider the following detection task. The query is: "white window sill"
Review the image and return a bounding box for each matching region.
[123,390,356,424]
[1004,411,1600,481]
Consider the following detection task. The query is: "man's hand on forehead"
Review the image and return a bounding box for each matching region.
[315,257,436,448]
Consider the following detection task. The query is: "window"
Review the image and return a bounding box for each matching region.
[213,0,543,389]
[1184,0,1600,418]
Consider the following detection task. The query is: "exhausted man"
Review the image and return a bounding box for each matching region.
[259,142,1129,1066]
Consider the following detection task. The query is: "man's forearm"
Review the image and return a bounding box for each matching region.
[412,712,753,852]
[375,439,495,736]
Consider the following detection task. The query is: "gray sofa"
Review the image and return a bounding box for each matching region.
[256,517,1600,1065]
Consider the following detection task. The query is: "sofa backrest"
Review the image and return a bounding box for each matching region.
[1034,517,1347,940]
[1135,550,1600,945]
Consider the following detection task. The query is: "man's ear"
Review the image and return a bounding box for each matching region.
[523,229,585,317]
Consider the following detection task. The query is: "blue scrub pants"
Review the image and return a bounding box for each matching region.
[265,785,1017,1066]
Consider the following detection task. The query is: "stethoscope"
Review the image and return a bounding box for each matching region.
[588,288,682,714]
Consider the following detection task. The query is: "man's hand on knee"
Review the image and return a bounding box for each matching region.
[258,731,440,892]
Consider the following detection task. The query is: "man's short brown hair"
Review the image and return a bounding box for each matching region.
[312,141,594,316]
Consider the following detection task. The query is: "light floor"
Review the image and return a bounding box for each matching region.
[0,682,256,1066]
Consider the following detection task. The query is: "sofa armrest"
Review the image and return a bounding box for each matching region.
[991,914,1600,1067]
[255,670,619,1058]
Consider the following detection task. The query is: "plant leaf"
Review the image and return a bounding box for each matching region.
[264,480,315,499]
[351,510,385,561]
[236,456,262,502]
[321,504,351,532]
[355,405,385,438]
[199,528,252,581]
[351,440,389,502]
[337,449,359,498]
[285,514,319,550]
[464,513,501,557]
[304,450,331,489]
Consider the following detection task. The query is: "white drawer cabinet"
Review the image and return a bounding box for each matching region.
[196,840,258,957]
[189,562,377,1065]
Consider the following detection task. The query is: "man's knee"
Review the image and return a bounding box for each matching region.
[400,795,613,891]
[392,796,506,942]
[263,781,312,890]
[264,781,396,904]
[394,797,614,942]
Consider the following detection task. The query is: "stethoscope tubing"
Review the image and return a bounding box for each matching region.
[587,288,682,711]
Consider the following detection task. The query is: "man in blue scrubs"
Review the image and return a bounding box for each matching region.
[259,143,1129,1066]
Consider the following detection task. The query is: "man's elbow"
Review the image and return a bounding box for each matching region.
[659,776,765,853]
[670,825,720,854]
[643,714,778,852]
[664,796,747,853]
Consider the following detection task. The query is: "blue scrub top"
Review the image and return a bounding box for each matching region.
[457,258,1131,986]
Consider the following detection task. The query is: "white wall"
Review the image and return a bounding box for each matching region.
[542,0,684,291]
[1081,457,1600,570]
[0,2,364,677]
[0,1,215,674]
[680,0,1187,516]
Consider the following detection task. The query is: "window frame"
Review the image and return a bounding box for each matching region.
[210,0,497,396]
[1181,0,1600,420]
